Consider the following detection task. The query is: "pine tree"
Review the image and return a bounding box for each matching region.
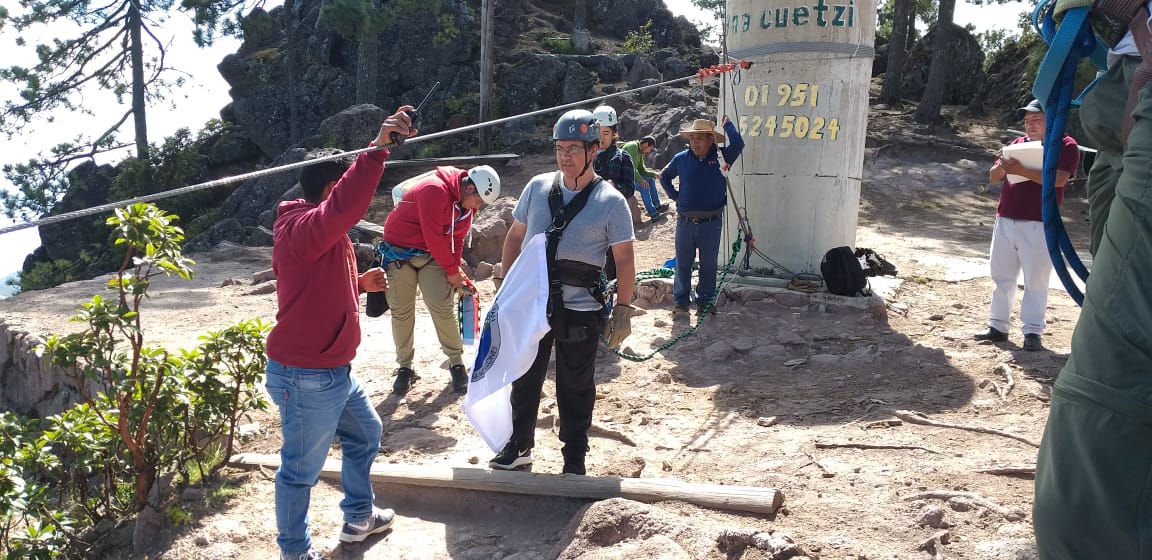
[0,0,256,220]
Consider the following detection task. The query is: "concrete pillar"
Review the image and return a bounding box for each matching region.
[720,0,877,275]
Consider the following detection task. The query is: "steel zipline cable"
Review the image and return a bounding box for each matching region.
[0,62,751,238]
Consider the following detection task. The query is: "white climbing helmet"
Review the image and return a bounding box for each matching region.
[467,165,501,204]
[592,105,619,127]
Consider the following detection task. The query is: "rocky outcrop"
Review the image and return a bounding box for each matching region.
[27,0,708,279]
[31,162,118,269]
[899,24,985,106]
[0,322,88,418]
[216,0,701,161]
[872,24,986,107]
[967,35,1043,122]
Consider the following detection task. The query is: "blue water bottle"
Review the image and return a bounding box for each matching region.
[459,293,478,346]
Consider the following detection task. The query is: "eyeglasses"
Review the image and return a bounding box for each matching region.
[554,145,587,157]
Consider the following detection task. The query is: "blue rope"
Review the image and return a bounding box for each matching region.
[1030,4,1108,306]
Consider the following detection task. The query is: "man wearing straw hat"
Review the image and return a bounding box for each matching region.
[659,116,744,317]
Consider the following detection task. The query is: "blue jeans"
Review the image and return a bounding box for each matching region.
[673,216,723,310]
[266,359,383,555]
[639,177,662,217]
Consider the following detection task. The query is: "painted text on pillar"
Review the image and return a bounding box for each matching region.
[729,0,857,32]
[738,82,842,141]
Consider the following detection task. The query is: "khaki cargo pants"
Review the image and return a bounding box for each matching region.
[384,254,464,369]
[1034,68,1152,558]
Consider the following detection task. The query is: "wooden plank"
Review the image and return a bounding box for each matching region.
[231,453,784,515]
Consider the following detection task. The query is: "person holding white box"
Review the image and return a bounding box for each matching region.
[975,99,1080,351]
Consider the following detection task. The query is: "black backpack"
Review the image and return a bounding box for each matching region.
[821,246,868,296]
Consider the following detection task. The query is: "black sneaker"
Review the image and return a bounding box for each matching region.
[339,507,395,543]
[973,326,1008,342]
[561,458,586,475]
[392,367,417,394]
[489,441,533,470]
[658,202,670,212]
[449,364,469,394]
[1023,333,1044,351]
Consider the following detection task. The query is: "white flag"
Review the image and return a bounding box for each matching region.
[464,233,551,452]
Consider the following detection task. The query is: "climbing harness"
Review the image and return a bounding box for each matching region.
[0,61,752,237]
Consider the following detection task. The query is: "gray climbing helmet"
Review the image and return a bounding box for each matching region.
[553,110,600,144]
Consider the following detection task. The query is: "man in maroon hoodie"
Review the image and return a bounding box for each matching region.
[265,106,414,560]
[382,165,500,395]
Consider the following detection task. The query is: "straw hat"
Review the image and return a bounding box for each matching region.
[678,119,725,142]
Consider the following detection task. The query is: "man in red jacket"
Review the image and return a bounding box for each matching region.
[265,107,414,560]
[382,165,501,395]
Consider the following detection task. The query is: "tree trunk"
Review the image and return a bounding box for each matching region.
[878,0,911,105]
[355,0,380,105]
[913,0,956,124]
[479,0,495,152]
[128,0,149,161]
[285,7,301,145]
[355,36,379,104]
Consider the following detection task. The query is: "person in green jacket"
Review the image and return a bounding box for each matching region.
[621,135,668,219]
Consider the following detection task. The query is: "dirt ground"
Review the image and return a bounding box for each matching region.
[0,105,1086,560]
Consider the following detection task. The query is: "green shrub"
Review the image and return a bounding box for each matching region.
[541,36,577,54]
[621,21,655,55]
[1,204,270,558]
[433,14,459,47]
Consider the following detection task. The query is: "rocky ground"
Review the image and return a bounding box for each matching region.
[0,105,1086,560]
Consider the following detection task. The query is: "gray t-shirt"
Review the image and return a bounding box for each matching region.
[513,171,634,311]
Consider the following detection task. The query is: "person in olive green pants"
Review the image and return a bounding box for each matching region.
[1077,55,1140,256]
[1033,70,1152,558]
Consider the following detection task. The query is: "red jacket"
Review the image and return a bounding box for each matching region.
[382,166,472,276]
[266,148,389,368]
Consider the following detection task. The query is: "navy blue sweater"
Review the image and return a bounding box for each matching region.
[659,120,744,213]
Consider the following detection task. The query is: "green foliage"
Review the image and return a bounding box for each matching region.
[417,141,447,159]
[541,36,577,54]
[322,0,434,40]
[1,136,119,221]
[2,204,271,558]
[18,259,86,292]
[0,0,253,220]
[166,506,192,526]
[972,26,1013,68]
[181,0,265,47]
[621,21,655,55]
[690,0,724,19]
[111,128,213,228]
[876,0,934,43]
[433,14,460,47]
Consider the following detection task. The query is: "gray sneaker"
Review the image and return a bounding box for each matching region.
[339,507,396,543]
[281,548,324,560]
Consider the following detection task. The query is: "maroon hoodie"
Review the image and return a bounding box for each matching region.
[266,148,389,368]
[382,166,472,276]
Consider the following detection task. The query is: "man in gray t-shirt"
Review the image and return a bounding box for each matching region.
[489,109,636,476]
[511,172,634,310]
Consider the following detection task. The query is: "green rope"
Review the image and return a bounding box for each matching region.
[604,238,743,362]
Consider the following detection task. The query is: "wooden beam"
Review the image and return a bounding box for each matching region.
[231,453,784,515]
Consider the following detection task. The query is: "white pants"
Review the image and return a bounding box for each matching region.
[988,217,1052,335]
